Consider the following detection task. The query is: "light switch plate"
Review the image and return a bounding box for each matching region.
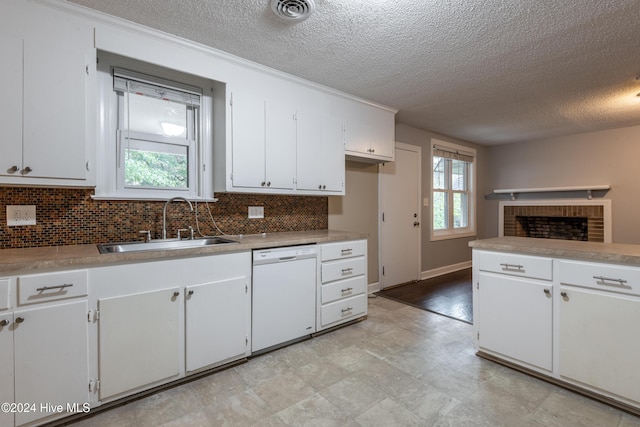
[7,205,36,226]
[423,198,430,207]
[248,206,264,219]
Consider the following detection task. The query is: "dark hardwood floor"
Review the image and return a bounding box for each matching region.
[376,268,472,324]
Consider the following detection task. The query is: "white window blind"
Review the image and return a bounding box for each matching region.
[113,68,201,107]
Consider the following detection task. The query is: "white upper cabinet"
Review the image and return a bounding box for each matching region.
[229,91,296,191]
[296,107,345,194]
[0,1,95,185]
[344,102,396,163]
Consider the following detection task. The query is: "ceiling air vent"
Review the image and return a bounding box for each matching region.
[270,0,315,22]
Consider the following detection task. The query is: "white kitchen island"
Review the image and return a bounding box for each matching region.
[470,236,640,416]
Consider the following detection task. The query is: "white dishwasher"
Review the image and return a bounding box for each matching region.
[252,245,318,353]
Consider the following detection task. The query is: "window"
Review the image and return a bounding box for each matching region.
[431,139,476,240]
[94,52,216,201]
[114,69,199,194]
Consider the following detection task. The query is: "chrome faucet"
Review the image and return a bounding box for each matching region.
[162,197,194,240]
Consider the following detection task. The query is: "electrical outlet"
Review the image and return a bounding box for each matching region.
[6,205,36,226]
[248,206,264,219]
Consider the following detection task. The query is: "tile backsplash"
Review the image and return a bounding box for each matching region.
[0,188,328,249]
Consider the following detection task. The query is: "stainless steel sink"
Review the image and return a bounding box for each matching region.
[97,237,238,254]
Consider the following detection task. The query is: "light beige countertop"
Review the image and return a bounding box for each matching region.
[469,236,640,265]
[0,229,367,275]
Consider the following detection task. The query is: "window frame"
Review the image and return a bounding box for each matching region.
[93,52,215,201]
[430,139,476,241]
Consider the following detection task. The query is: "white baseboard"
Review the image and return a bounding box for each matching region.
[420,261,472,281]
[367,281,381,294]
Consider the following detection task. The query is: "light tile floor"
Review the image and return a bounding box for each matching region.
[70,297,640,426]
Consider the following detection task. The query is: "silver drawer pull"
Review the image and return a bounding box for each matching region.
[341,268,354,274]
[593,276,628,286]
[500,263,524,271]
[341,249,353,255]
[341,307,353,314]
[341,287,353,293]
[35,283,73,292]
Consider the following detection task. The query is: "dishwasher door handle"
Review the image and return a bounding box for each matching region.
[278,256,297,261]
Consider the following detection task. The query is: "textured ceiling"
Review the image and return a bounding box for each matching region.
[68,0,640,145]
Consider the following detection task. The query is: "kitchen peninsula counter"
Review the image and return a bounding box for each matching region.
[0,229,367,275]
[469,236,640,265]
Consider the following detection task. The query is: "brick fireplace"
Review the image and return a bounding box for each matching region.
[499,200,611,243]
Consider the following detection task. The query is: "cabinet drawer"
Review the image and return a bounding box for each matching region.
[476,251,552,281]
[322,257,366,283]
[18,270,88,306]
[320,294,367,328]
[559,260,640,296]
[321,275,367,304]
[0,279,10,310]
[321,240,366,262]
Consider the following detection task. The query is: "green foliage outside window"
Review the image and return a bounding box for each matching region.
[125,149,188,189]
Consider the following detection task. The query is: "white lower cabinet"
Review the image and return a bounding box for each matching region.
[318,239,368,330]
[477,272,552,371]
[13,300,89,426]
[559,287,640,403]
[89,252,251,404]
[0,311,14,427]
[98,288,181,399]
[0,271,89,427]
[185,277,250,373]
[474,249,640,412]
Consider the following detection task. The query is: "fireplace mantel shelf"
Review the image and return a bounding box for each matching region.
[493,185,610,200]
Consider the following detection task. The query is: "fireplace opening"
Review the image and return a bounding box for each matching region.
[516,216,588,241]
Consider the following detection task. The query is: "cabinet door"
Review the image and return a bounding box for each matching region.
[296,109,345,193]
[477,272,552,371]
[0,33,23,177]
[265,99,296,190]
[185,276,249,372]
[0,313,13,427]
[13,300,89,426]
[560,287,640,403]
[231,90,266,188]
[22,11,93,180]
[99,288,181,399]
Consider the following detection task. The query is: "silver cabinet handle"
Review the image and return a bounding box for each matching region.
[267,181,271,187]
[341,268,353,274]
[341,307,353,314]
[500,263,524,271]
[15,317,25,324]
[8,165,19,173]
[543,289,551,295]
[340,248,353,255]
[173,291,180,297]
[0,319,9,327]
[188,290,194,296]
[341,287,353,293]
[261,181,266,187]
[593,276,628,286]
[22,166,32,174]
[561,291,568,298]
[36,283,73,292]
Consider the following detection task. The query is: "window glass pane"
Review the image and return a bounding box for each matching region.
[451,160,467,191]
[124,139,188,189]
[433,156,447,190]
[453,192,468,228]
[433,191,448,230]
[124,94,188,138]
